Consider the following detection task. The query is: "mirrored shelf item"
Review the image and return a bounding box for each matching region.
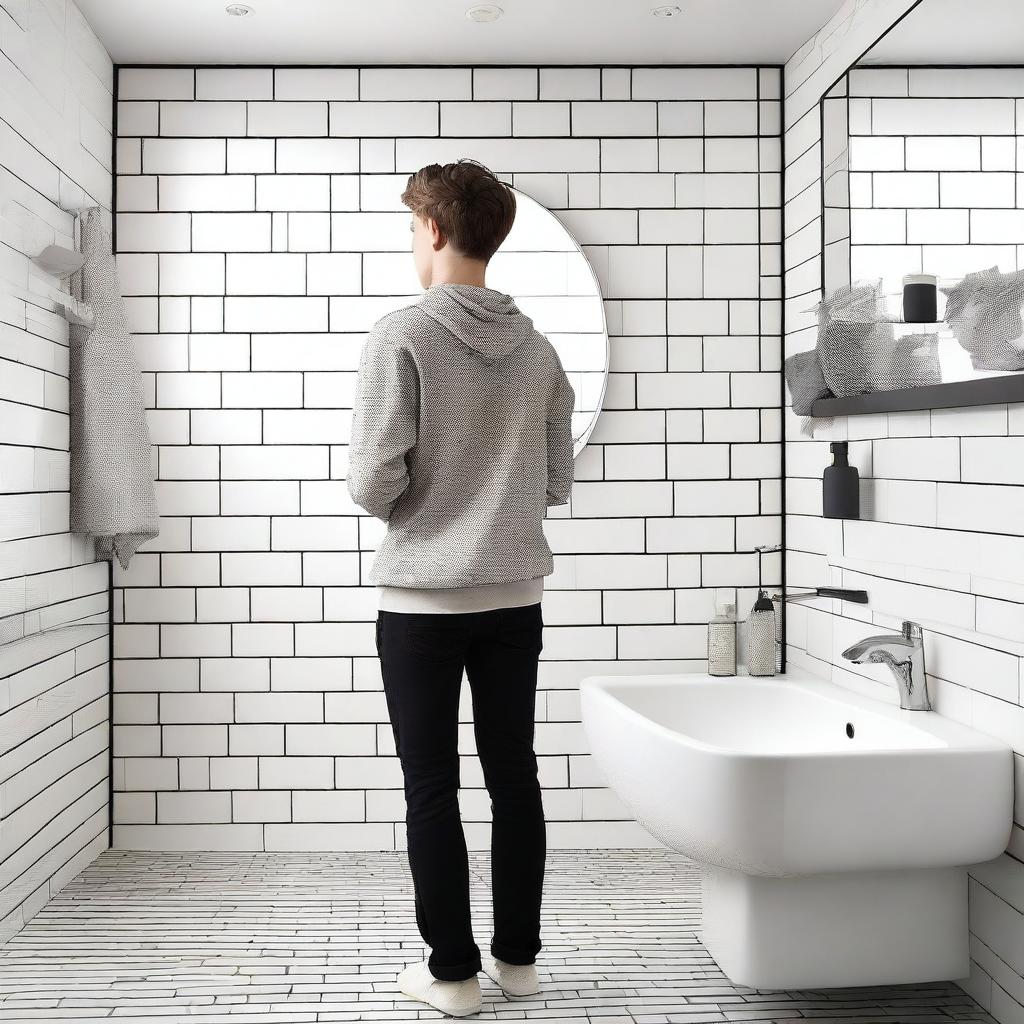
[799,292,947,325]
[804,284,1024,414]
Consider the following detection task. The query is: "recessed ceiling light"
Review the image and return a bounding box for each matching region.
[225,4,253,16]
[466,4,503,23]
[650,4,682,16]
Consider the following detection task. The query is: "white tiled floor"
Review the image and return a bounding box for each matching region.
[0,848,994,1022]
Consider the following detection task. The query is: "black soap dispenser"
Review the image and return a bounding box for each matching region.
[823,441,860,520]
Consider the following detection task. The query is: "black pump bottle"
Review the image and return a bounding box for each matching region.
[823,441,860,520]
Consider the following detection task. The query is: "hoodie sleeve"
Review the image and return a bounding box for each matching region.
[546,357,576,508]
[347,324,419,521]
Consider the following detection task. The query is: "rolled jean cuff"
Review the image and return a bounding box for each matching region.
[428,951,482,982]
[490,940,539,966]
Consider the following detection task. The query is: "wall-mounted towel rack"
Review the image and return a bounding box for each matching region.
[0,202,95,326]
[34,244,86,276]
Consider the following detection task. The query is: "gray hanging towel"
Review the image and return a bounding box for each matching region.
[68,207,159,569]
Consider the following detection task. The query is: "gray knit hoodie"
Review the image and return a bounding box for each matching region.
[347,283,576,589]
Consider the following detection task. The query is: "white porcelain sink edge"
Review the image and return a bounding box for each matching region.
[582,667,1010,757]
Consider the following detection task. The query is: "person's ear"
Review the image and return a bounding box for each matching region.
[428,216,446,252]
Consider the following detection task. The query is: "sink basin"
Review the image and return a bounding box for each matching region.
[581,669,1011,876]
[581,669,1014,989]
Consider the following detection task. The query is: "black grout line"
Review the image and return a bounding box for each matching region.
[107,67,121,848]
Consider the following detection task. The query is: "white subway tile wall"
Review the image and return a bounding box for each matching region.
[113,63,783,854]
[786,18,1024,1023]
[849,67,1024,294]
[0,2,113,941]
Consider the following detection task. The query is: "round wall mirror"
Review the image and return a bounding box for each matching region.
[486,188,609,457]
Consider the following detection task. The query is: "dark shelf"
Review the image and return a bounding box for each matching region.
[826,317,943,326]
[811,374,1024,416]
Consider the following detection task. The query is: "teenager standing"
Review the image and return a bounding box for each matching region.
[346,158,575,1017]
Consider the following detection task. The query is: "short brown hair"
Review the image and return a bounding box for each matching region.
[401,158,516,262]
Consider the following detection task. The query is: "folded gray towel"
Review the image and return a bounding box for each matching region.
[68,208,159,569]
[816,280,898,398]
[941,266,1024,370]
[784,348,832,415]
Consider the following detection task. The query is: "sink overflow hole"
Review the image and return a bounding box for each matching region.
[845,722,855,739]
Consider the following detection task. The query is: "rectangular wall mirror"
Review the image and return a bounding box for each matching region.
[815,0,1024,415]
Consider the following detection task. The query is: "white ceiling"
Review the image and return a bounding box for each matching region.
[76,0,848,66]
[864,0,1024,64]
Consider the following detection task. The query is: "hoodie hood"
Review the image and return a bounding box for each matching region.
[418,283,537,363]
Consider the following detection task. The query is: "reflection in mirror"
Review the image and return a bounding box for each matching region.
[383,187,608,457]
[822,81,851,296]
[821,0,1024,388]
[487,189,609,456]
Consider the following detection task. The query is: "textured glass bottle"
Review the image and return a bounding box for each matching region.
[708,602,737,676]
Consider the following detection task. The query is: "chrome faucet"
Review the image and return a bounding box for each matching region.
[841,620,931,711]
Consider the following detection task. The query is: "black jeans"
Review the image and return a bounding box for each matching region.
[375,601,546,982]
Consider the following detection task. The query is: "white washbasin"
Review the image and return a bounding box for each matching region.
[580,669,1014,989]
[581,669,1011,876]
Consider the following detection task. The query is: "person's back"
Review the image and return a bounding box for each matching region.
[345,158,574,1018]
[347,281,575,592]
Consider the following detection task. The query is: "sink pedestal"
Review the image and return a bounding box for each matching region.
[700,864,968,990]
